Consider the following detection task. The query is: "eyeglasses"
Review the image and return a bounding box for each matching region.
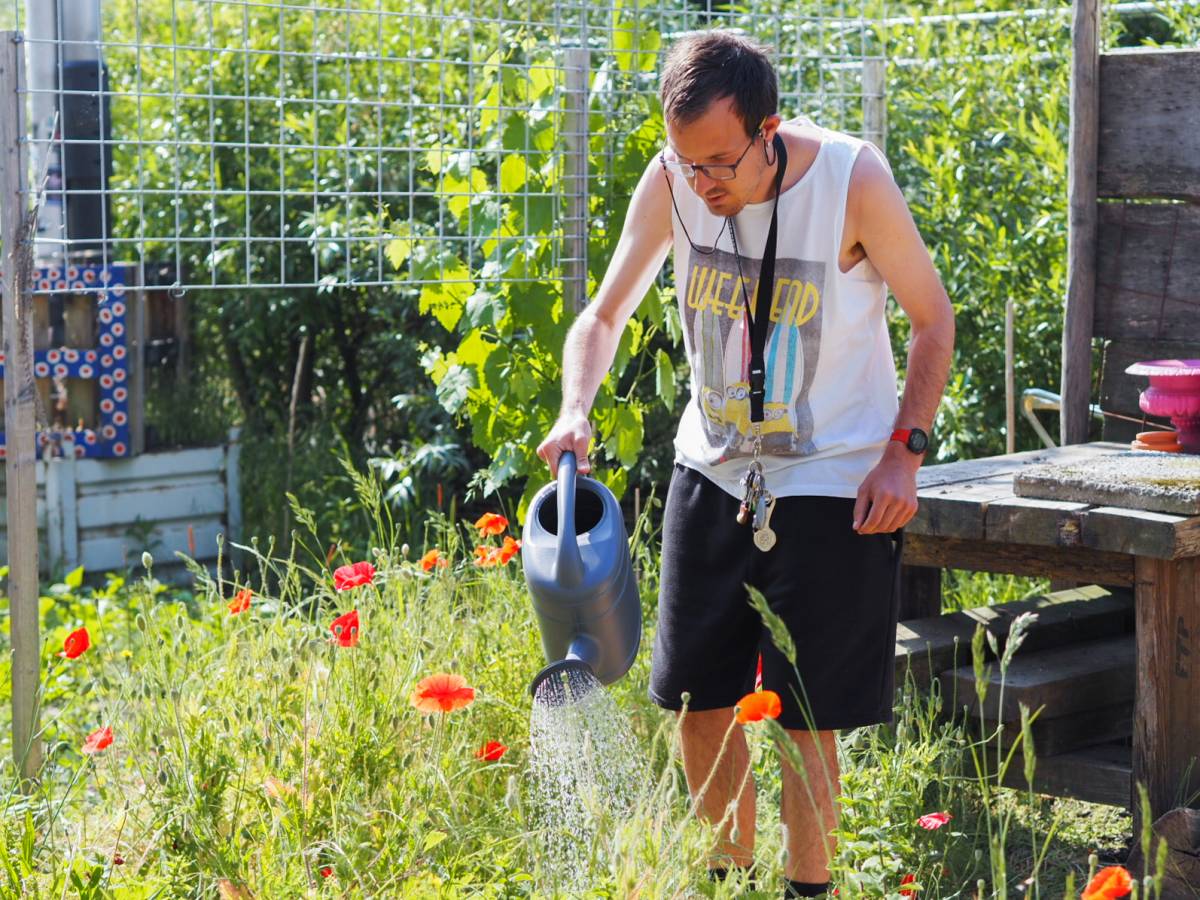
[659,130,760,181]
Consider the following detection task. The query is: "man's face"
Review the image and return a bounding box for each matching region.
[663,96,777,217]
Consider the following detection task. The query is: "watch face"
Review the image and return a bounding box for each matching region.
[908,429,929,453]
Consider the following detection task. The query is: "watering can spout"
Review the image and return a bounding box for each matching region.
[528,633,600,696]
[553,451,586,589]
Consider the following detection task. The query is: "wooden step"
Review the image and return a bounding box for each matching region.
[948,700,1133,756]
[939,634,1135,723]
[977,740,1133,809]
[895,584,1133,688]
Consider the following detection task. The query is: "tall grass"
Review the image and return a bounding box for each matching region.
[0,466,1170,896]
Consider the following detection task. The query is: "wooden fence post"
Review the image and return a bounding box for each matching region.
[862,58,887,154]
[1061,0,1100,445]
[562,47,589,316]
[0,29,43,785]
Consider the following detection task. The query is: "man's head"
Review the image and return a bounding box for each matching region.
[659,31,782,216]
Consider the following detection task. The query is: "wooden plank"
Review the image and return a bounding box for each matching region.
[991,740,1132,809]
[1133,555,1200,827]
[1094,205,1200,341]
[76,479,225,529]
[896,585,1133,689]
[902,534,1135,586]
[910,475,1015,541]
[953,700,1133,757]
[73,443,224,486]
[985,496,1092,547]
[1097,49,1200,200]
[1081,507,1200,560]
[1099,338,1200,443]
[0,30,41,784]
[1061,0,1101,445]
[940,635,1134,722]
[916,442,1126,490]
[79,517,224,572]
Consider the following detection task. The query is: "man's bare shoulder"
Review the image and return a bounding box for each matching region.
[844,141,898,246]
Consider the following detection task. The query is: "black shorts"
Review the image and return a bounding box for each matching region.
[649,462,904,731]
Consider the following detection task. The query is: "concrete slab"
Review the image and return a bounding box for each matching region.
[1013,451,1200,516]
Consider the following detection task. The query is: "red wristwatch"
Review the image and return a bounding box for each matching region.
[890,427,929,454]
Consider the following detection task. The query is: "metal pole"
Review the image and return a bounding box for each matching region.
[1005,296,1016,454]
[562,47,589,315]
[0,29,43,786]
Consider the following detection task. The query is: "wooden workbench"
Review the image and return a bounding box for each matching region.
[903,441,1200,822]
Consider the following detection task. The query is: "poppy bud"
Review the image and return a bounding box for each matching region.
[503,774,520,812]
[142,551,153,570]
[401,543,410,557]
[135,613,147,632]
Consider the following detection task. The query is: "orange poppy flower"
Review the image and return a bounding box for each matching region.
[410,673,475,714]
[1082,866,1132,900]
[497,536,521,564]
[227,588,252,615]
[420,549,448,572]
[59,626,91,659]
[734,689,782,724]
[475,740,508,761]
[329,609,360,647]
[319,866,333,878]
[474,545,501,567]
[82,725,113,755]
[900,873,917,897]
[333,561,376,590]
[474,512,508,536]
[917,811,952,830]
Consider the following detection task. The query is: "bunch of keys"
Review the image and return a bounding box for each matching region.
[736,459,778,552]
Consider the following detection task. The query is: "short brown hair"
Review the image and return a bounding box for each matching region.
[659,31,778,138]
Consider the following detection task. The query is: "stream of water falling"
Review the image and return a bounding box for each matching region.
[528,666,647,894]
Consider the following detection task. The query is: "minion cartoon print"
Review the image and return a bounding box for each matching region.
[681,243,825,462]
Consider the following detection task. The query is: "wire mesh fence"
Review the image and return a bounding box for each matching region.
[0,0,884,296]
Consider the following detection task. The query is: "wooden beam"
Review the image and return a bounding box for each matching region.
[0,30,41,785]
[902,533,1134,586]
[1132,555,1200,828]
[1061,0,1101,445]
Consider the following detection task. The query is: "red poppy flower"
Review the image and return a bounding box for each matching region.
[734,689,782,724]
[420,549,448,572]
[917,811,952,830]
[410,673,475,714]
[476,740,508,761]
[59,626,90,659]
[319,866,333,878]
[82,725,113,755]
[474,512,508,536]
[329,609,360,647]
[333,561,376,591]
[900,873,917,897]
[113,853,125,865]
[227,588,252,615]
[497,536,521,564]
[1082,867,1132,900]
[754,652,762,691]
[474,545,501,567]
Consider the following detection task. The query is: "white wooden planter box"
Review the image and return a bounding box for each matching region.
[0,428,241,583]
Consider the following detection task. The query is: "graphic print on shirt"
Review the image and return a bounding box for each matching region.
[682,243,825,459]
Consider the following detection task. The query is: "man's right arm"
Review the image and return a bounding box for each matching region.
[537,157,675,475]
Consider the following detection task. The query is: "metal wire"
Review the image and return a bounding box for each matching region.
[2,0,884,294]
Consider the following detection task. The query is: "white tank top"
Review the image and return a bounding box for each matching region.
[668,116,899,500]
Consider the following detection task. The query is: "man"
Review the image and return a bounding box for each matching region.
[536,29,954,898]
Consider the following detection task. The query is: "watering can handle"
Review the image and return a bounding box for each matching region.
[555,450,585,589]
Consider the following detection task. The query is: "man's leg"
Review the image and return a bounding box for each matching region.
[678,707,757,871]
[779,728,840,883]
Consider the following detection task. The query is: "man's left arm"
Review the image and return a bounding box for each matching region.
[846,146,956,534]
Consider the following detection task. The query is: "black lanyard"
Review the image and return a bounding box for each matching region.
[727,133,788,426]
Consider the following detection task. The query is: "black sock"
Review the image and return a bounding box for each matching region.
[785,881,830,898]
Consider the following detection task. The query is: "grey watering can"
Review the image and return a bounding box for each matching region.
[522,451,642,696]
